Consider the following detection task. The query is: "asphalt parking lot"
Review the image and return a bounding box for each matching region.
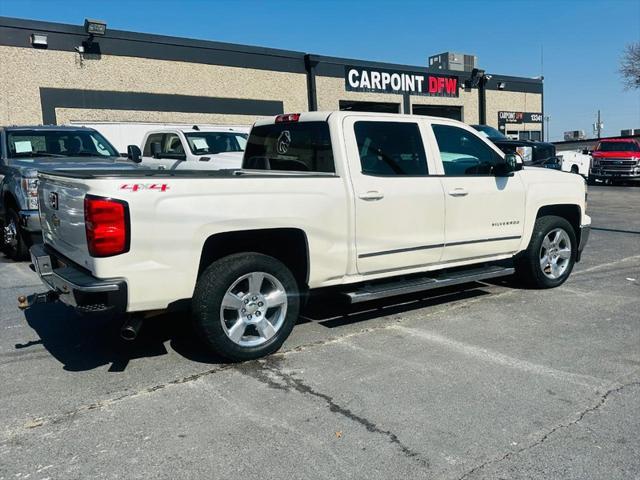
[1,184,638,480]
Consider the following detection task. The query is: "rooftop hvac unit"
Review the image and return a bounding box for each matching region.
[563,130,585,141]
[621,128,640,136]
[428,52,477,72]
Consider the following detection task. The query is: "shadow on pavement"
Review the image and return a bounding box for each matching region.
[19,283,496,372]
[21,303,223,372]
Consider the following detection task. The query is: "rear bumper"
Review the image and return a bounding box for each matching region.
[576,224,590,262]
[29,244,127,313]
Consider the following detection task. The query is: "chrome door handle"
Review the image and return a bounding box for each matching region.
[448,188,468,197]
[358,191,384,201]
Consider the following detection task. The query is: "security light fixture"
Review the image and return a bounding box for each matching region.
[84,18,107,36]
[30,33,48,48]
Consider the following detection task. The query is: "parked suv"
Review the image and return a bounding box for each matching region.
[589,138,640,184]
[0,126,139,259]
[26,112,590,361]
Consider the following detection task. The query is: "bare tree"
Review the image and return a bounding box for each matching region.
[620,42,640,90]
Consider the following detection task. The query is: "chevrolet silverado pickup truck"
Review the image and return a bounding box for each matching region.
[24,112,590,361]
[589,138,640,184]
[0,126,140,260]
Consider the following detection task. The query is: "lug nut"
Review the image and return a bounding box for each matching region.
[256,311,261,316]
[244,299,249,304]
[247,314,252,320]
[241,308,246,313]
[252,296,257,301]
[258,302,264,307]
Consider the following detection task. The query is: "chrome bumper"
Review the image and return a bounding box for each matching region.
[26,244,127,313]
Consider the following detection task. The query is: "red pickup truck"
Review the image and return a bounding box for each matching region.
[589,138,640,184]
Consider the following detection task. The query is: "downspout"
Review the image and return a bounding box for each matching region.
[304,54,318,112]
[478,77,487,125]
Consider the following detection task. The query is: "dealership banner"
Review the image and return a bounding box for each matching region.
[345,66,459,97]
[498,111,543,124]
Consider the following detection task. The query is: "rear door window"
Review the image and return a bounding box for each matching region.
[243,122,334,173]
[353,121,428,176]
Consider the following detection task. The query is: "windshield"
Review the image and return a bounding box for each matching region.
[596,141,640,152]
[471,125,508,140]
[6,129,119,159]
[184,132,248,155]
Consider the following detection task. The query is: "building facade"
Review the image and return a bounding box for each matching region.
[0,16,543,138]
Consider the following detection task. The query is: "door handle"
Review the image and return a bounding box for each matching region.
[358,190,384,201]
[448,188,468,197]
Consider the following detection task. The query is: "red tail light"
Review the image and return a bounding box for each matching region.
[84,195,130,257]
[275,113,300,123]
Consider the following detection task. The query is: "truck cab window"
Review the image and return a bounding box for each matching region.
[143,133,165,157]
[354,121,428,176]
[432,124,501,176]
[244,122,334,173]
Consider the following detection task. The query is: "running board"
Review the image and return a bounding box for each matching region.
[342,265,514,304]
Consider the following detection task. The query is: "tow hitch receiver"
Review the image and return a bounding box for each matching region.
[17,291,59,311]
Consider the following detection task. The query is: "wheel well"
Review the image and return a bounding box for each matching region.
[570,164,579,172]
[2,193,18,216]
[537,204,581,240]
[198,228,310,288]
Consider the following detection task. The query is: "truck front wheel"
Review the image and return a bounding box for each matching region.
[515,215,577,288]
[192,253,300,361]
[3,208,29,260]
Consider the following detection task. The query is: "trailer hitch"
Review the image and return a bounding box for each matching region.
[17,291,59,311]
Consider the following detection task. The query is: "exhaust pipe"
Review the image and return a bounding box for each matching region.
[120,314,143,341]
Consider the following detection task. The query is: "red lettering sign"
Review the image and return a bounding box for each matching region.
[445,78,457,94]
[428,76,438,93]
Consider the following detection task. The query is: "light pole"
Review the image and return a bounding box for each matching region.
[544,115,551,142]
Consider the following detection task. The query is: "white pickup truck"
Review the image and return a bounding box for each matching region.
[24,112,590,361]
[135,126,248,170]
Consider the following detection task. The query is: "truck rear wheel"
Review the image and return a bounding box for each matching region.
[3,208,29,261]
[515,215,576,289]
[192,253,300,361]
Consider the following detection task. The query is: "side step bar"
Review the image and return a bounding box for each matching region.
[342,265,514,304]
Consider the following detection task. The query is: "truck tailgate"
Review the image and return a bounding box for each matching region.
[38,173,92,267]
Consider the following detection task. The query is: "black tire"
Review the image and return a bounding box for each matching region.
[3,208,30,260]
[192,252,300,361]
[514,215,577,289]
[570,165,579,174]
[587,175,597,186]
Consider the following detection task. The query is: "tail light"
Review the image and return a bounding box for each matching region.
[84,195,130,257]
[275,113,300,123]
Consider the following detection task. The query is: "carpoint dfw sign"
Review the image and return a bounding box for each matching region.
[345,66,459,97]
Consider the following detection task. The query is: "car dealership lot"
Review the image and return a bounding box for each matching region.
[1,185,638,479]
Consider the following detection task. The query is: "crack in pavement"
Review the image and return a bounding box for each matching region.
[456,380,640,480]
[238,358,430,468]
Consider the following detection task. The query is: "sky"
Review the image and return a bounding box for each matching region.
[1,0,639,141]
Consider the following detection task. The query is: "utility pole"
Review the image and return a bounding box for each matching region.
[594,110,604,139]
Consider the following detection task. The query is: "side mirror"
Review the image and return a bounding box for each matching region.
[494,154,519,176]
[507,153,524,171]
[127,145,142,163]
[150,142,162,159]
